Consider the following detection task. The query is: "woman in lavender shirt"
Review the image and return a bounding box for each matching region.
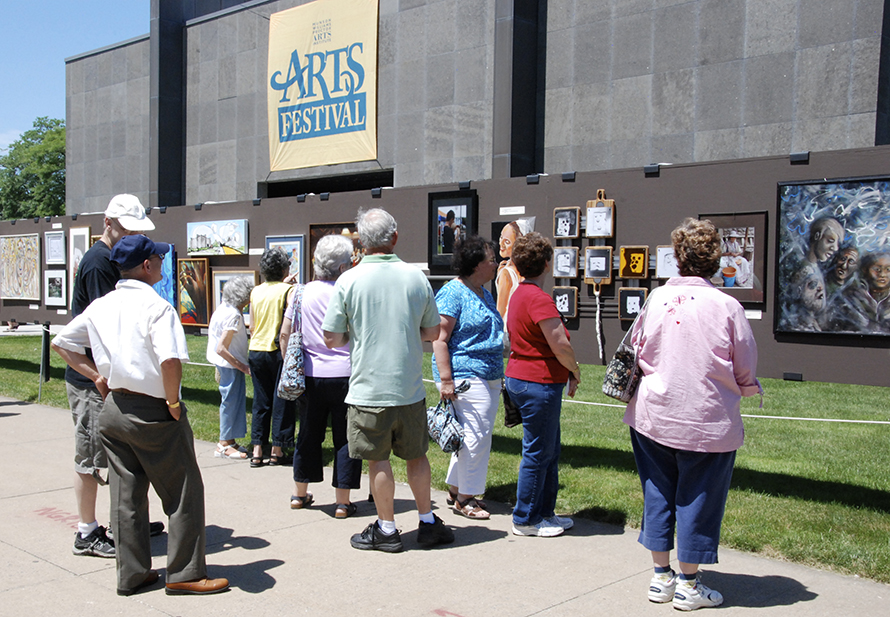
[624,218,761,611]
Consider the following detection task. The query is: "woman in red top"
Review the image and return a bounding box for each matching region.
[505,232,581,537]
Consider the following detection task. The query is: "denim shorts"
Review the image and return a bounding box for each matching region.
[347,400,428,461]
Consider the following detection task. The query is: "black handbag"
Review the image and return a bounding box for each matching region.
[602,295,650,402]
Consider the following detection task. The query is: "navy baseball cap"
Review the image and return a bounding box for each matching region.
[110,235,171,271]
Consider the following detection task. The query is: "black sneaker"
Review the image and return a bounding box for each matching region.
[107,521,165,541]
[350,521,403,553]
[73,525,115,558]
[417,514,455,547]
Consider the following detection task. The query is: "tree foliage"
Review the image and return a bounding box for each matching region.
[0,117,66,220]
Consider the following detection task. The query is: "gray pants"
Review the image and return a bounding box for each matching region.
[99,391,207,590]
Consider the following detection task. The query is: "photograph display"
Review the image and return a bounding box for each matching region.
[44,230,66,265]
[428,190,478,271]
[553,207,580,239]
[0,234,40,300]
[584,246,613,285]
[586,205,613,238]
[186,219,248,256]
[44,270,66,306]
[552,246,579,278]
[777,178,890,335]
[266,235,305,283]
[68,227,90,302]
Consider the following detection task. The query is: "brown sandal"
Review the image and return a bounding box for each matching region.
[454,496,490,520]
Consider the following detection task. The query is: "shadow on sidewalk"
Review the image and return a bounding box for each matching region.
[707,571,818,608]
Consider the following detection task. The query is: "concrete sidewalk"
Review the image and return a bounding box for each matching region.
[1,395,886,616]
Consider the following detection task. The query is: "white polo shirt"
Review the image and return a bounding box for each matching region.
[53,279,190,400]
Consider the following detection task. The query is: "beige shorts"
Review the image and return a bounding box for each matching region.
[347,400,429,461]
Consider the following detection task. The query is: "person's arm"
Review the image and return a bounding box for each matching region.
[279,316,293,362]
[495,266,513,318]
[324,329,349,348]
[51,344,109,400]
[248,303,254,338]
[420,322,440,342]
[161,358,184,420]
[217,329,250,375]
[431,315,457,400]
[539,316,581,397]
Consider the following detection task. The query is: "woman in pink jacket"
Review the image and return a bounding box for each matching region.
[624,218,761,611]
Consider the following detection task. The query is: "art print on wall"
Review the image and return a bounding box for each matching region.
[553,207,580,239]
[552,247,579,278]
[584,246,613,285]
[177,258,210,326]
[212,270,259,315]
[429,189,478,272]
[619,246,649,279]
[655,246,681,279]
[309,223,363,280]
[151,246,176,308]
[44,231,66,265]
[776,177,890,335]
[266,235,304,284]
[586,205,614,238]
[186,219,248,256]
[68,226,90,302]
[45,270,66,306]
[619,287,648,321]
[552,286,578,318]
[700,212,767,307]
[0,234,40,300]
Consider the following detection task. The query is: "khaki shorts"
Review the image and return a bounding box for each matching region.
[347,400,429,461]
[67,382,108,475]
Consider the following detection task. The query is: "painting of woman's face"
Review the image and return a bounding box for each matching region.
[499,225,517,259]
[866,255,890,294]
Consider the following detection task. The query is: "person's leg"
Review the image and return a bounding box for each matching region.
[249,351,273,459]
[368,459,396,521]
[328,377,361,495]
[444,378,500,499]
[292,377,326,490]
[630,428,679,555]
[539,387,564,519]
[68,383,110,551]
[73,472,100,524]
[270,353,296,457]
[405,455,432,515]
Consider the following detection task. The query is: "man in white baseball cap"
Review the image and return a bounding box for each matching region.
[104,194,155,232]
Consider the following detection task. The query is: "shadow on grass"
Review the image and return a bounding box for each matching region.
[0,356,66,381]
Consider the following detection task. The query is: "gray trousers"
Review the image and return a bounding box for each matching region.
[99,391,207,590]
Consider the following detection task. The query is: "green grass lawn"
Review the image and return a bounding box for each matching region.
[6,334,890,582]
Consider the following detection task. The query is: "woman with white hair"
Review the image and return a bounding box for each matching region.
[206,275,255,459]
[280,234,361,516]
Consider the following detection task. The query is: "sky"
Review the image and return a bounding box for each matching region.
[0,1,149,153]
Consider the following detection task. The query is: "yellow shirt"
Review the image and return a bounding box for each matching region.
[248,281,292,352]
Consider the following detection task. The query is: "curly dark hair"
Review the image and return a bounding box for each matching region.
[511,232,553,278]
[671,218,721,278]
[259,246,290,282]
[451,235,495,277]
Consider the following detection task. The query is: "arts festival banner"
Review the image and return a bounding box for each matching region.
[267,0,378,171]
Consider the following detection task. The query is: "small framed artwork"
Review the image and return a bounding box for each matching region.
[553,207,580,239]
[212,269,260,314]
[44,270,67,306]
[309,223,363,278]
[186,219,248,256]
[428,189,479,273]
[619,245,649,279]
[177,258,210,326]
[552,286,578,318]
[701,211,767,308]
[266,235,305,283]
[584,246,613,285]
[68,226,91,302]
[151,246,176,308]
[655,245,681,279]
[586,204,614,238]
[619,287,648,321]
[552,246,579,278]
[44,231,66,265]
[0,234,40,300]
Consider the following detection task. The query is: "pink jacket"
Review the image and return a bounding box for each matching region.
[623,277,761,453]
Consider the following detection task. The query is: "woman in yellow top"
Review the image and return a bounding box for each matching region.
[249,248,294,467]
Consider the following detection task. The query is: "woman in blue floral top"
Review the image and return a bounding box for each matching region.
[432,236,504,519]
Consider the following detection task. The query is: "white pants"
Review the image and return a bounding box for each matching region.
[437,377,501,496]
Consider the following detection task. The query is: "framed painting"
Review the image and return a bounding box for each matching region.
[151,245,176,307]
[655,245,681,279]
[700,211,767,307]
[619,245,649,279]
[619,287,648,321]
[212,270,259,314]
[186,219,248,256]
[552,286,578,318]
[266,235,305,283]
[553,206,580,239]
[44,269,66,306]
[177,258,210,326]
[0,234,40,300]
[309,223,363,279]
[552,246,579,278]
[429,189,479,272]
[68,226,90,302]
[775,177,890,335]
[585,204,614,238]
[584,246,613,285]
[44,230,66,265]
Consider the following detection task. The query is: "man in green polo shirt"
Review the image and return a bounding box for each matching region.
[323,208,454,552]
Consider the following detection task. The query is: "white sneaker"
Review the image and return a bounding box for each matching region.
[545,515,574,530]
[648,569,676,603]
[672,575,723,611]
[512,520,565,537]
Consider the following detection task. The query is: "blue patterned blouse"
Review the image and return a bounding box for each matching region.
[432,279,505,382]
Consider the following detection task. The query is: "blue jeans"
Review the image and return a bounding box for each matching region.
[249,350,296,448]
[506,377,564,526]
[217,367,247,441]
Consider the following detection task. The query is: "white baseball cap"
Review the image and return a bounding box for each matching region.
[104,194,155,231]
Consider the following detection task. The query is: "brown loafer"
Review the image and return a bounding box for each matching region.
[165,577,229,595]
[117,569,160,596]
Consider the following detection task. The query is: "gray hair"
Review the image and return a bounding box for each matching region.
[314,234,354,280]
[356,208,397,250]
[222,275,254,307]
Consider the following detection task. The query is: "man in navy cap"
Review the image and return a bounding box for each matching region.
[53,235,229,597]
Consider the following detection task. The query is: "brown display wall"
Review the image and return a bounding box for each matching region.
[3,145,890,386]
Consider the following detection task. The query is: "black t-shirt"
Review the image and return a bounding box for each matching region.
[64,240,120,388]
